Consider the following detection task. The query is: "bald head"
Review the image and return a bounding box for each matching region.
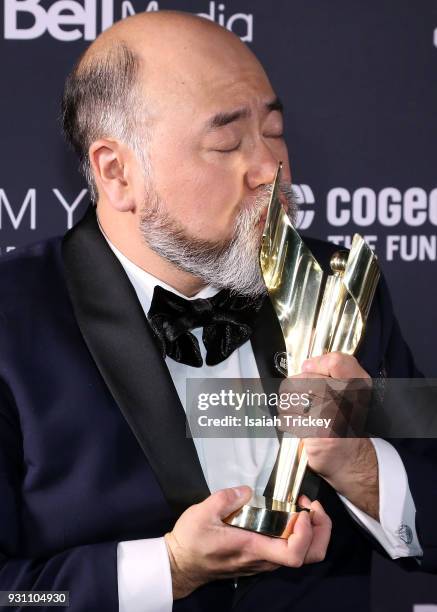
[62,11,266,198]
[84,10,256,78]
[88,10,247,54]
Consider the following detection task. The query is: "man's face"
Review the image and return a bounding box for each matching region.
[135,38,294,294]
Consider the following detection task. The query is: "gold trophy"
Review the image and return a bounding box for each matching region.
[225,162,380,538]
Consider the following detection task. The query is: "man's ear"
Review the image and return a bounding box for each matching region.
[89,138,140,212]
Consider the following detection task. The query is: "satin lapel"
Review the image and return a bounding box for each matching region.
[62,207,209,515]
[250,295,286,381]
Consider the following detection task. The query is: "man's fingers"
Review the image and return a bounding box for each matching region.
[298,494,312,510]
[249,511,313,568]
[200,486,252,521]
[302,352,369,379]
[197,490,330,573]
[298,496,332,563]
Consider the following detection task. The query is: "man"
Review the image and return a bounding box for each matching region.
[0,10,433,612]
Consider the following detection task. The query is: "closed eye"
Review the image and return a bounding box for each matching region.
[264,132,284,139]
[215,142,241,153]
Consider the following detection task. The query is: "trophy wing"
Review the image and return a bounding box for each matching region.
[329,234,380,355]
[260,163,324,377]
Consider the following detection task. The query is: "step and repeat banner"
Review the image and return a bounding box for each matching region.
[1,1,436,608]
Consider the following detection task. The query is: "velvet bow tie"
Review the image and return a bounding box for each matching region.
[147,285,264,367]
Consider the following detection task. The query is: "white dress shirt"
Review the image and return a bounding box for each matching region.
[106,240,422,612]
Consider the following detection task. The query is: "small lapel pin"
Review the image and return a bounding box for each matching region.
[273,351,288,377]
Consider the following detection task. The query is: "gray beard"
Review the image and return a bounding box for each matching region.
[139,183,298,298]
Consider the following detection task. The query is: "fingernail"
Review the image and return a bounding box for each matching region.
[233,487,244,498]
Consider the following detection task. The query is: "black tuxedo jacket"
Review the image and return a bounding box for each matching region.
[0,207,435,611]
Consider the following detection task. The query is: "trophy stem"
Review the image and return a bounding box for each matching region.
[271,437,308,506]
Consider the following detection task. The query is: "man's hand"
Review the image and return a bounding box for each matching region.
[164,486,331,600]
[282,352,379,520]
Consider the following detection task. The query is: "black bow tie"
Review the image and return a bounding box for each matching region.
[147,285,264,367]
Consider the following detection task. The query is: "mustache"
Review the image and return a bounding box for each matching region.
[237,182,299,227]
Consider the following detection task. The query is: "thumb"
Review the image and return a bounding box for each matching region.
[201,486,252,520]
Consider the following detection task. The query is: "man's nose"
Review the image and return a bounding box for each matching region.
[245,143,279,191]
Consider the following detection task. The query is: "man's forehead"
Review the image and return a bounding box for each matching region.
[86,10,270,101]
[192,60,273,104]
[138,54,275,126]
[205,97,283,132]
[199,72,277,123]
[113,17,275,124]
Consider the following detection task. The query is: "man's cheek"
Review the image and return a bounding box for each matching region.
[194,212,235,241]
[195,197,239,238]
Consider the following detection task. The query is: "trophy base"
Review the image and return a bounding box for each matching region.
[224,496,310,539]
